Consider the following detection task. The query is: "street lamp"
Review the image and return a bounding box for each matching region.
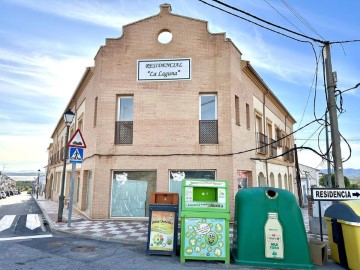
[36,169,40,199]
[57,109,75,222]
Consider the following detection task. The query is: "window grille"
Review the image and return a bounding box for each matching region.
[115,121,133,144]
[199,120,218,144]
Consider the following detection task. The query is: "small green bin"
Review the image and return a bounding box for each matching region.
[232,187,313,269]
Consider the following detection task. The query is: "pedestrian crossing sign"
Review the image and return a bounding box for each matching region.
[69,147,84,163]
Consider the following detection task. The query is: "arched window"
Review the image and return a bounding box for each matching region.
[289,174,293,192]
[278,173,282,189]
[270,173,275,187]
[284,174,288,190]
[258,172,266,187]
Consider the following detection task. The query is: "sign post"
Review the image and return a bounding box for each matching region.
[311,188,360,240]
[67,129,86,227]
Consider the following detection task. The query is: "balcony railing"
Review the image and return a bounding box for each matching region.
[115,121,133,144]
[199,120,218,144]
[256,132,268,155]
[269,138,277,157]
[289,150,294,163]
[283,146,290,161]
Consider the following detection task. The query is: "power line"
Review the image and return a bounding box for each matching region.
[197,0,320,46]
[204,0,325,43]
[262,0,306,36]
[280,0,326,40]
[84,119,325,161]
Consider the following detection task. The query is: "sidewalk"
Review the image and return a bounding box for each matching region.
[34,195,344,269]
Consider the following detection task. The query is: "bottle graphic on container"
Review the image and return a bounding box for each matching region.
[264,212,284,259]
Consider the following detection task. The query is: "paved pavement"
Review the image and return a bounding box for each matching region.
[34,195,344,269]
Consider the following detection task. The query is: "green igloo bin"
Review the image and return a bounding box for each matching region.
[232,187,313,269]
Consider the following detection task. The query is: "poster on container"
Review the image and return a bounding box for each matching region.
[237,171,248,190]
[182,217,226,259]
[149,211,176,251]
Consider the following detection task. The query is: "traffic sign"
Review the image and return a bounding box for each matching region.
[69,147,84,163]
[67,129,86,148]
[311,188,360,201]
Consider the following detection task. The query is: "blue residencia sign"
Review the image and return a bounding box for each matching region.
[69,147,84,164]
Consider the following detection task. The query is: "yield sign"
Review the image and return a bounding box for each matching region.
[67,129,86,148]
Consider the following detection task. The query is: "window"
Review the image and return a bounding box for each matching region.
[246,103,250,129]
[93,97,98,127]
[268,122,276,157]
[115,96,133,144]
[275,127,282,147]
[169,170,216,212]
[255,113,267,155]
[199,94,218,144]
[78,117,83,133]
[111,171,156,217]
[235,95,240,126]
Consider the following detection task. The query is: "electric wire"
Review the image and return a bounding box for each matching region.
[83,118,328,164]
[205,0,325,43]
[197,0,321,47]
[280,0,326,40]
[262,0,306,36]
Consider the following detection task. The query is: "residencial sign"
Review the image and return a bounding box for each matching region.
[137,58,191,81]
[311,188,360,201]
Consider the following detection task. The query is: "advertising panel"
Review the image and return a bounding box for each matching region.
[149,211,176,251]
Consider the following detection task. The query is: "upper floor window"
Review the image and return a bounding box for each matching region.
[118,96,133,121]
[246,103,250,129]
[200,94,217,120]
[235,95,240,126]
[115,96,133,144]
[93,97,98,127]
[199,94,218,144]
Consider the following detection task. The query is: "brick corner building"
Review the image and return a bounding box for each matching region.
[46,4,297,220]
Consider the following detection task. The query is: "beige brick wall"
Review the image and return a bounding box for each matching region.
[47,4,297,220]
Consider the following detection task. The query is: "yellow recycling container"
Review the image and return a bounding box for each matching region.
[324,200,360,270]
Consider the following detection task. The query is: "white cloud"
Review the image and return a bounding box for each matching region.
[6,0,143,29]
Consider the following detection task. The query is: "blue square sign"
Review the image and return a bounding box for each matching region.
[69,147,84,163]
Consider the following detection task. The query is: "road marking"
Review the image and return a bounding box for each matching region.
[0,234,53,241]
[0,215,16,232]
[26,214,42,230]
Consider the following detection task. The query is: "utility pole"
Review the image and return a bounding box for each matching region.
[294,144,303,207]
[323,42,345,188]
[325,113,332,187]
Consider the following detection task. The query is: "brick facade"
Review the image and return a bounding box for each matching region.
[47,4,296,220]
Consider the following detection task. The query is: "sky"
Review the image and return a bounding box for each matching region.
[0,0,359,173]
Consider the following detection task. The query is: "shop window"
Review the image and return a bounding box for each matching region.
[169,170,216,212]
[199,94,218,144]
[115,96,133,144]
[111,171,155,217]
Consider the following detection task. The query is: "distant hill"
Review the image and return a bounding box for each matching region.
[4,172,38,176]
[321,168,360,182]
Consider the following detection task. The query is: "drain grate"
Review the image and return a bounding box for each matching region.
[71,246,96,253]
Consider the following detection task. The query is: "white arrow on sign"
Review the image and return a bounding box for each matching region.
[312,188,360,201]
[0,215,16,232]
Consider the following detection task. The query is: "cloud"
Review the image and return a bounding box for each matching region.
[6,0,144,29]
